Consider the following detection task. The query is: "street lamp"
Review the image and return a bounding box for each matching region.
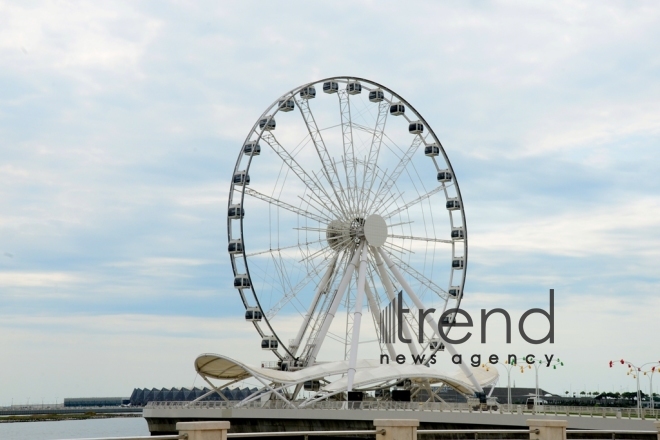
[488,359,520,412]
[518,358,564,412]
[640,365,659,412]
[609,359,660,416]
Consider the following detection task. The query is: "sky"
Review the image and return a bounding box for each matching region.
[1,0,659,406]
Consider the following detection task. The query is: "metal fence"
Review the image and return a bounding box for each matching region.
[145,400,660,419]
[50,426,660,440]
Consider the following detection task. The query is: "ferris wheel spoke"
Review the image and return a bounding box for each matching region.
[244,238,328,258]
[374,187,404,216]
[269,252,296,307]
[295,96,351,215]
[383,249,447,299]
[295,194,337,224]
[359,99,389,212]
[260,132,345,216]
[382,185,449,219]
[337,90,357,213]
[298,242,338,266]
[381,240,414,257]
[266,252,336,320]
[243,187,331,224]
[368,135,425,213]
[389,234,453,244]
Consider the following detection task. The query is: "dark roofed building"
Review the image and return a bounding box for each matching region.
[129,387,258,406]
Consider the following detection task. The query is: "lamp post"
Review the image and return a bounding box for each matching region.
[640,364,659,412]
[519,357,563,413]
[485,358,530,412]
[495,359,519,412]
[609,359,660,417]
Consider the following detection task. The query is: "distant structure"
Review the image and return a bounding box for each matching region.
[130,387,258,406]
[414,386,556,404]
[64,397,130,407]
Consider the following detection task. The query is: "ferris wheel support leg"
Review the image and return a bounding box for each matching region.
[377,247,483,394]
[290,254,338,359]
[347,244,369,391]
[251,375,297,409]
[364,281,397,359]
[198,375,230,403]
[308,243,364,366]
[371,246,419,358]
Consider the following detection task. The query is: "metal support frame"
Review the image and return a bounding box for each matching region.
[371,246,419,357]
[378,247,483,393]
[289,254,339,357]
[347,244,369,391]
[307,243,364,365]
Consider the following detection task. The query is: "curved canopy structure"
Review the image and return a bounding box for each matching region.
[195,353,498,406]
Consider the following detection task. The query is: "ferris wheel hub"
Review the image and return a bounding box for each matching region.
[363,214,388,247]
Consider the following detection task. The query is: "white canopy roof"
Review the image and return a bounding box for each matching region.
[195,353,498,396]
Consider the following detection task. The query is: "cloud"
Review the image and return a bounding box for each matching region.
[472,197,660,258]
[0,271,83,288]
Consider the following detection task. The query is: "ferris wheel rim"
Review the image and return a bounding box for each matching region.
[228,76,468,364]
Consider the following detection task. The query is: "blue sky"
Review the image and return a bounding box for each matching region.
[1,1,659,405]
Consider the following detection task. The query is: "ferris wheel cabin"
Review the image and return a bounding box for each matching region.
[442,312,456,325]
[369,89,385,102]
[278,99,295,112]
[245,307,262,322]
[452,256,465,269]
[228,239,243,254]
[446,198,461,210]
[347,81,362,95]
[425,144,440,157]
[234,274,251,289]
[228,204,244,219]
[259,116,276,131]
[409,121,424,134]
[243,141,260,156]
[323,81,339,94]
[261,336,278,350]
[300,86,316,99]
[233,171,250,186]
[448,286,462,299]
[437,170,452,182]
[304,380,321,391]
[390,103,405,116]
[430,339,445,351]
[451,226,464,240]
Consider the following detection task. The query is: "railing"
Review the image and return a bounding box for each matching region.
[145,400,660,419]
[49,419,660,440]
[565,429,659,438]
[227,430,380,437]
[53,436,185,440]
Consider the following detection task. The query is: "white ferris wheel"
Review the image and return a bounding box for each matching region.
[226,76,471,394]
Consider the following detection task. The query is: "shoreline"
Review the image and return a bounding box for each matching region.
[0,412,142,424]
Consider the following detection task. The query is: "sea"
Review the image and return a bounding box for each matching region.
[0,417,149,440]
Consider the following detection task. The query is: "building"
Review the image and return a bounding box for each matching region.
[64,397,130,407]
[129,387,258,406]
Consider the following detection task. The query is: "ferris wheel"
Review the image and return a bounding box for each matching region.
[227,77,468,387]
